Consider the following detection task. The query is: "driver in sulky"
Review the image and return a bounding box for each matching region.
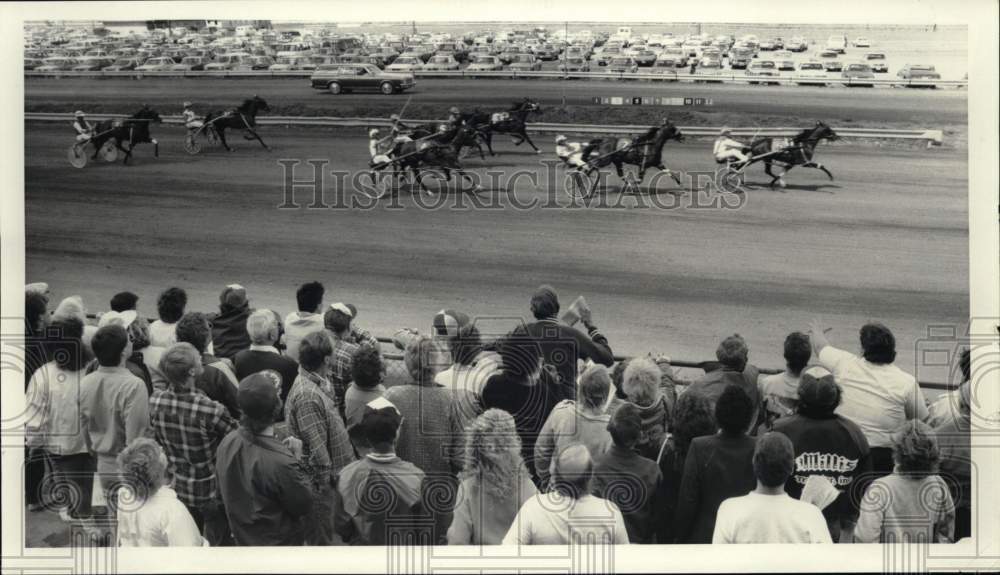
[713,127,750,168]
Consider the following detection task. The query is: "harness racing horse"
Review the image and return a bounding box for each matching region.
[392,123,481,194]
[202,95,271,152]
[465,98,543,155]
[405,121,487,160]
[581,120,685,192]
[748,121,839,188]
[90,106,162,165]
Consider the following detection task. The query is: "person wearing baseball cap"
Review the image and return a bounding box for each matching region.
[209,283,253,362]
[214,372,314,546]
[525,284,614,401]
[72,111,94,146]
[772,366,872,542]
[323,302,376,417]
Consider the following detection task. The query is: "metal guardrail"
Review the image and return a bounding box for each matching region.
[60,311,957,391]
[23,112,945,145]
[23,68,967,88]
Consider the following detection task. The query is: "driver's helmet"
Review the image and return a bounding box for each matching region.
[449,106,460,115]
[719,127,732,136]
[438,124,449,133]
[389,113,401,122]
[74,110,85,118]
[183,101,192,108]
[369,128,380,138]
[555,134,567,144]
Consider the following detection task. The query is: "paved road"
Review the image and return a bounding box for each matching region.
[25,77,968,126]
[24,123,968,382]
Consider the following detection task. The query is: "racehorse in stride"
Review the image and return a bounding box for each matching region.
[463,97,543,155]
[748,121,839,188]
[578,118,685,194]
[90,105,162,165]
[371,123,482,196]
[202,95,271,152]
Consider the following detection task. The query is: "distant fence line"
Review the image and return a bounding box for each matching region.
[24,112,945,145]
[60,312,957,391]
[23,68,968,89]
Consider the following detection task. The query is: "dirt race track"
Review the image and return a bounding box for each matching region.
[24,118,968,382]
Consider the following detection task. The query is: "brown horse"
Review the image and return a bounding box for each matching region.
[747,121,839,188]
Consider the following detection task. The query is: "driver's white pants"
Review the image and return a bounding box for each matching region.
[75,134,92,144]
[185,121,204,130]
[561,153,587,169]
[716,149,748,163]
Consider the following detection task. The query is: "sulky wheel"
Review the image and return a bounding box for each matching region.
[67,144,89,169]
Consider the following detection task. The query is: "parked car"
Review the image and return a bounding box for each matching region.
[310,63,415,95]
[842,62,875,85]
[823,60,844,72]
[759,38,777,51]
[467,54,505,72]
[633,50,658,67]
[24,57,45,70]
[897,64,941,86]
[796,61,828,85]
[204,53,253,71]
[249,56,275,70]
[817,49,839,59]
[825,34,847,53]
[422,54,460,71]
[852,37,871,48]
[594,44,624,66]
[135,56,176,72]
[773,51,796,71]
[35,57,77,72]
[747,60,779,83]
[607,56,639,74]
[786,36,808,52]
[533,44,561,61]
[729,48,752,69]
[508,53,541,72]
[865,52,888,73]
[172,56,206,71]
[660,48,689,67]
[385,55,424,72]
[558,56,590,72]
[103,57,142,71]
[71,56,111,71]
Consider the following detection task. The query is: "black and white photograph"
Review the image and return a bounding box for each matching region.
[2,0,997,573]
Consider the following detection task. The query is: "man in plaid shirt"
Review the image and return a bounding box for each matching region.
[285,331,356,545]
[150,342,238,546]
[323,303,377,418]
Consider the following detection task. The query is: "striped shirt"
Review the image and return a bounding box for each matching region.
[149,388,238,508]
[285,369,355,488]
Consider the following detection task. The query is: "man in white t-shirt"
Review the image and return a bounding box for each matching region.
[807,319,929,478]
[503,443,629,545]
[713,432,832,544]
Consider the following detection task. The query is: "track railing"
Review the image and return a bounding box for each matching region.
[23,68,967,88]
[23,112,945,145]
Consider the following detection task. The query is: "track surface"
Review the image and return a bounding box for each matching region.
[24,123,968,378]
[25,77,968,127]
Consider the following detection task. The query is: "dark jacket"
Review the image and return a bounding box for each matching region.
[234,349,299,412]
[198,353,241,419]
[215,428,314,546]
[686,365,763,432]
[674,432,758,543]
[210,304,253,361]
[524,318,614,400]
[481,367,562,485]
[592,444,662,543]
[773,411,872,539]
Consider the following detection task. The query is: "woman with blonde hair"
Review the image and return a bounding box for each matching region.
[115,438,204,547]
[447,409,537,545]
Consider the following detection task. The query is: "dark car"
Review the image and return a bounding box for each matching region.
[310,63,415,95]
[842,62,875,86]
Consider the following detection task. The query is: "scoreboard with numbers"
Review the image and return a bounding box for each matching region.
[592,96,713,106]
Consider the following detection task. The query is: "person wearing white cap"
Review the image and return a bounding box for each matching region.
[72,110,94,146]
[181,101,203,135]
[713,126,750,167]
[368,128,392,168]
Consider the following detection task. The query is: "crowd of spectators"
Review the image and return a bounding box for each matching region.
[23,281,971,546]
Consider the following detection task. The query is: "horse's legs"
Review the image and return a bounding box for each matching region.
[217,127,232,151]
[520,130,540,153]
[764,161,782,187]
[803,161,834,180]
[248,129,269,151]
